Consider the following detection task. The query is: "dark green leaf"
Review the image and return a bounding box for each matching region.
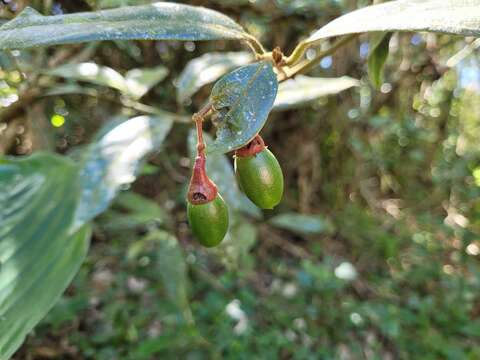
[74,115,173,229]
[273,75,359,111]
[368,33,392,89]
[176,52,252,104]
[0,153,91,359]
[208,61,278,154]
[306,0,480,44]
[0,3,248,50]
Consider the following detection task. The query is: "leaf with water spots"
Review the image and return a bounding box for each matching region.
[0,3,249,50]
[208,61,278,154]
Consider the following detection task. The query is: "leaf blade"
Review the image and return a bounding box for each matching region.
[274,75,359,111]
[74,115,173,229]
[0,3,248,50]
[306,0,480,44]
[208,61,278,154]
[176,52,253,104]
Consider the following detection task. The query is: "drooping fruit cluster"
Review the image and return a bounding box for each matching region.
[187,119,284,247]
[187,153,229,247]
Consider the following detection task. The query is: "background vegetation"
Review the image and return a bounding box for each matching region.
[1,0,480,359]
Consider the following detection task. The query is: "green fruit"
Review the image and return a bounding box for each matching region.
[235,148,284,209]
[187,194,229,247]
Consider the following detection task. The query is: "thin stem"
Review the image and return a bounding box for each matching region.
[195,117,205,155]
[192,102,213,155]
[285,40,309,66]
[244,34,267,56]
[285,35,357,79]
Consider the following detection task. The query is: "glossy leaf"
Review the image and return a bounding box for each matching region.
[368,33,392,89]
[187,131,261,218]
[0,3,248,50]
[74,115,173,229]
[274,75,359,111]
[269,213,335,235]
[47,63,168,99]
[176,52,253,104]
[208,61,278,154]
[0,154,91,360]
[306,0,480,44]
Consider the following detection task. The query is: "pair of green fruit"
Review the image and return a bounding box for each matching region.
[187,135,284,247]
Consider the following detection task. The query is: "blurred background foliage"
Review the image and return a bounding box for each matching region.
[1,0,480,359]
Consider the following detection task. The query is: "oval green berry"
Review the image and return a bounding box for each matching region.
[187,194,229,247]
[235,148,284,209]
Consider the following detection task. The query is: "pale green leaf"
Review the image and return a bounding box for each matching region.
[306,0,480,45]
[274,75,359,111]
[176,52,253,104]
[74,115,173,229]
[0,3,248,50]
[269,213,335,235]
[46,63,168,99]
[46,62,128,93]
[0,154,91,360]
[208,61,278,154]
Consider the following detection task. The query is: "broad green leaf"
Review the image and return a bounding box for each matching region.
[208,61,278,154]
[47,63,168,99]
[368,33,392,89]
[74,115,173,229]
[176,52,253,104]
[305,0,480,44]
[0,3,248,50]
[273,75,359,111]
[269,213,335,235]
[187,131,261,218]
[0,153,91,360]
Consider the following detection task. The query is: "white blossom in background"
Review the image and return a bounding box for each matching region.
[334,262,357,281]
[225,299,248,335]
